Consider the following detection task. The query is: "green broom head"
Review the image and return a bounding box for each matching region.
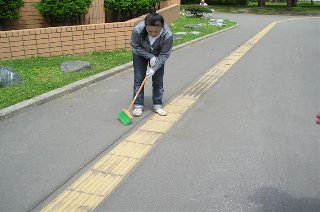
[118,109,132,126]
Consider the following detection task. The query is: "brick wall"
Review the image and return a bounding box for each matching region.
[160,0,181,9]
[0,4,180,61]
[159,3,181,24]
[84,0,105,24]
[4,0,49,30]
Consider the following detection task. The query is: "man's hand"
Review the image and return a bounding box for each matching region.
[146,69,155,78]
[149,57,156,67]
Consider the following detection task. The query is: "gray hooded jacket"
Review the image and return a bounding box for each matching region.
[131,21,173,72]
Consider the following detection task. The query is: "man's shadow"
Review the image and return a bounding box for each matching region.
[248,187,320,212]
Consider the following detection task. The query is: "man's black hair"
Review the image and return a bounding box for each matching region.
[142,12,164,39]
[145,12,164,27]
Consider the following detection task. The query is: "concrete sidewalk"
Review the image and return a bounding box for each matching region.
[0,14,297,212]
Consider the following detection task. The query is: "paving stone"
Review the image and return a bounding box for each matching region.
[60,61,91,73]
[0,66,22,87]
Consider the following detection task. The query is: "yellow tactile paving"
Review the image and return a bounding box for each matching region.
[170,97,195,107]
[70,171,102,194]
[64,193,92,211]
[40,20,285,212]
[110,157,139,176]
[71,172,121,196]
[151,113,182,122]
[164,104,189,114]
[185,70,225,98]
[191,73,218,90]
[91,175,121,196]
[80,195,104,211]
[41,190,72,212]
[67,171,92,190]
[109,141,151,159]
[56,192,104,212]
[197,78,220,95]
[200,73,219,85]
[92,155,138,175]
[187,82,211,97]
[53,191,81,211]
[92,154,122,172]
[139,119,174,133]
[206,67,227,76]
[125,130,162,145]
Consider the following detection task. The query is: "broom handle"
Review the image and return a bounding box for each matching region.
[127,75,148,111]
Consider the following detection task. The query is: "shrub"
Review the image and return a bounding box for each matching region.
[185,5,212,16]
[105,0,160,21]
[181,0,199,4]
[104,0,131,12]
[132,0,160,14]
[182,0,248,5]
[207,0,248,5]
[184,0,227,4]
[35,0,92,23]
[0,0,24,23]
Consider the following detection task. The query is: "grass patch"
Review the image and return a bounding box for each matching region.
[0,51,132,109]
[182,1,320,16]
[170,16,236,46]
[0,16,236,109]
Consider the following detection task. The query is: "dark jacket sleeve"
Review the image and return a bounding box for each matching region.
[152,35,173,72]
[131,28,154,60]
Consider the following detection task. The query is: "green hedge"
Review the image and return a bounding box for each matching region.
[181,0,199,4]
[185,5,212,16]
[105,0,160,21]
[35,0,92,23]
[182,0,248,5]
[0,0,24,23]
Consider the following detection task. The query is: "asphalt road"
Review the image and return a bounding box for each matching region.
[0,13,319,211]
[94,15,320,212]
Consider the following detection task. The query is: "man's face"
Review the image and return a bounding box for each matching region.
[146,26,162,37]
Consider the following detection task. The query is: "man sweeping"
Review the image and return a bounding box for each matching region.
[130,11,173,117]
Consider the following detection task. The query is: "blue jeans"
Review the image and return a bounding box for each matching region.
[133,53,164,109]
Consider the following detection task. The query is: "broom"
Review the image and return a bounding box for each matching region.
[118,75,148,126]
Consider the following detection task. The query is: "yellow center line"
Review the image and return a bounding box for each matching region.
[41,20,281,211]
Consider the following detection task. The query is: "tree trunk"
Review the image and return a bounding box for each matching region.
[258,0,265,7]
[286,0,292,11]
[291,0,298,6]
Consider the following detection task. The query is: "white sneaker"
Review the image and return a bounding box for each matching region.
[154,108,167,116]
[132,108,142,117]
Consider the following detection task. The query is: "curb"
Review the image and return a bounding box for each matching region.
[0,24,238,121]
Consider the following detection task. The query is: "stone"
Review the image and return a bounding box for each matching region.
[0,66,22,87]
[175,32,188,35]
[209,18,225,27]
[202,13,215,20]
[174,31,200,37]
[181,11,194,17]
[60,61,91,73]
[190,31,201,35]
[184,24,202,29]
[173,35,183,40]
[216,23,225,27]
[238,9,249,13]
[216,18,224,23]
